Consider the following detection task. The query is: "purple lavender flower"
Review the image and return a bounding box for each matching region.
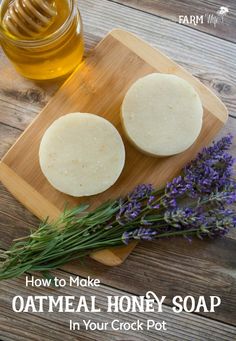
[163,134,235,208]
[147,195,160,210]
[116,200,142,225]
[128,184,154,200]
[164,208,208,233]
[201,185,236,207]
[122,228,157,245]
[183,134,235,195]
[163,206,236,239]
[116,184,154,225]
[119,135,236,243]
[140,215,154,226]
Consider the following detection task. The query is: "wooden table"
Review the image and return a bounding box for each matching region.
[0,1,236,340]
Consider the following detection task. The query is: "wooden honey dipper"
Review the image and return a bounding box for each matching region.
[2,0,57,38]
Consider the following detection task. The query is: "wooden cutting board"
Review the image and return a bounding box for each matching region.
[0,29,228,266]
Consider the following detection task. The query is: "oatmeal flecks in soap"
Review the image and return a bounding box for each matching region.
[39,113,125,197]
[121,73,203,157]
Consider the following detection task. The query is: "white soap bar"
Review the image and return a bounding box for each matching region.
[121,73,203,156]
[39,113,125,197]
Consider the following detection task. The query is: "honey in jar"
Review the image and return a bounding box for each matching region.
[0,0,84,80]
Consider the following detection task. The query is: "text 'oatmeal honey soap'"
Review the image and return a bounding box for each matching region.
[39,113,125,197]
[121,73,203,156]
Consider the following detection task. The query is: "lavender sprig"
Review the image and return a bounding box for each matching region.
[122,228,158,245]
[163,134,235,208]
[0,135,235,280]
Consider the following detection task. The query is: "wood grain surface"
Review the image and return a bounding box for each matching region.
[0,0,236,339]
[0,29,228,267]
[108,0,236,42]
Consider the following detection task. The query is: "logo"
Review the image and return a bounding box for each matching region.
[217,6,229,17]
[178,6,229,27]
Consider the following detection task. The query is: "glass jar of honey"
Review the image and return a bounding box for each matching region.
[0,0,84,80]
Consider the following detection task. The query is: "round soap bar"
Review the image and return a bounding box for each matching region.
[39,113,125,197]
[121,73,203,156]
